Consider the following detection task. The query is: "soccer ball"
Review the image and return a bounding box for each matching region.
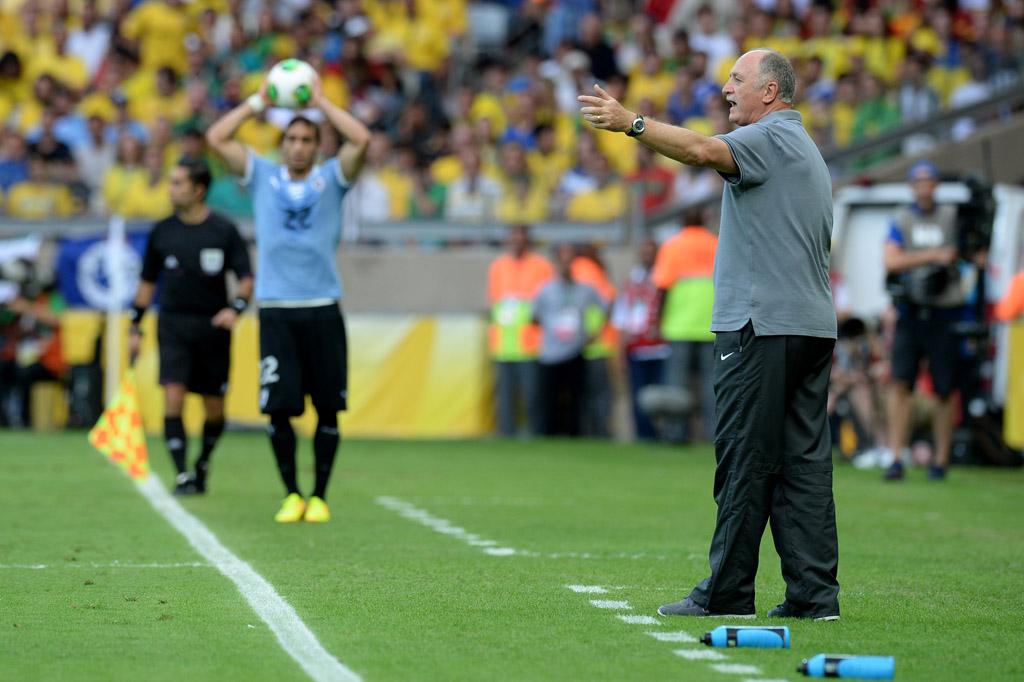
[265,59,316,109]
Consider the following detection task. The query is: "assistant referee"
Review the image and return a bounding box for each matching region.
[580,49,840,620]
[129,158,253,495]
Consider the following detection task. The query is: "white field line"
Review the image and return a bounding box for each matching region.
[567,584,608,593]
[674,649,729,661]
[709,663,762,675]
[0,562,210,569]
[617,614,661,625]
[376,496,677,560]
[646,631,698,643]
[589,599,631,610]
[137,475,360,682]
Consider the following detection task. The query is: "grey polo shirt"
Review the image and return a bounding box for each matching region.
[533,279,606,364]
[712,109,837,339]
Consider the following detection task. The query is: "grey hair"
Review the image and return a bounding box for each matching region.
[752,49,796,104]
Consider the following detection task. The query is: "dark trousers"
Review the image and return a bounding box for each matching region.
[688,322,840,617]
[539,354,586,437]
[494,360,542,437]
[627,356,665,440]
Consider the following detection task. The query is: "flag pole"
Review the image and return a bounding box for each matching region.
[104,215,126,404]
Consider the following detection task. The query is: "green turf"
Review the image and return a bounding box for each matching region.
[1,431,1022,681]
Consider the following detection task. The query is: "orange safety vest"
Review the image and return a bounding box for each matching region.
[488,252,554,361]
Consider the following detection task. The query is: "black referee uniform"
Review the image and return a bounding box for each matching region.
[140,212,251,396]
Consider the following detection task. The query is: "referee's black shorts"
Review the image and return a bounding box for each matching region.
[157,311,231,396]
[890,306,962,398]
[258,303,348,416]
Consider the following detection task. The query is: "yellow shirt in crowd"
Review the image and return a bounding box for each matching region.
[120,0,192,73]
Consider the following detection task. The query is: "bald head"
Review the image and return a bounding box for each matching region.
[722,49,796,126]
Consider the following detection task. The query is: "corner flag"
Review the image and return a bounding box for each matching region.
[88,370,150,480]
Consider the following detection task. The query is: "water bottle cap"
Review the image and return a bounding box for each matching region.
[797,659,809,675]
[700,632,712,645]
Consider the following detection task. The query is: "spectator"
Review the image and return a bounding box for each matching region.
[651,208,718,443]
[102,133,145,215]
[572,244,617,438]
[612,239,669,441]
[25,24,90,93]
[117,143,172,220]
[949,45,994,141]
[0,130,30,192]
[689,6,736,83]
[3,282,67,428]
[533,242,606,437]
[565,153,626,222]
[576,13,619,82]
[28,109,77,184]
[120,0,191,75]
[409,162,446,220]
[67,0,114,79]
[488,225,554,438]
[627,143,675,216]
[5,153,79,219]
[132,66,191,127]
[882,160,964,481]
[444,147,503,223]
[73,114,117,211]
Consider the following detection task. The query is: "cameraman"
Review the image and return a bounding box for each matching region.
[882,160,965,481]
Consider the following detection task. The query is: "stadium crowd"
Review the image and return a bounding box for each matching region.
[0,0,1022,223]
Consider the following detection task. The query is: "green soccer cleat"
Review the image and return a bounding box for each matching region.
[274,493,306,523]
[304,496,330,523]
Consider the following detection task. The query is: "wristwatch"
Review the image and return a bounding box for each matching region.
[625,114,646,137]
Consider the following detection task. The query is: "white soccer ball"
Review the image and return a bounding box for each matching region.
[265,59,317,109]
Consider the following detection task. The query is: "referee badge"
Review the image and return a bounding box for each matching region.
[200,248,224,275]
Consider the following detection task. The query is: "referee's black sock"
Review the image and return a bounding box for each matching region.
[164,416,187,475]
[195,419,225,484]
[268,414,299,496]
[312,412,339,501]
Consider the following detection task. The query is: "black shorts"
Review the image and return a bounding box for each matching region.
[258,304,348,416]
[891,307,961,397]
[158,311,231,396]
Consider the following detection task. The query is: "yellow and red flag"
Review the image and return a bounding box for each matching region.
[88,371,150,480]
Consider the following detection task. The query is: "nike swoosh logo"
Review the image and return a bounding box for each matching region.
[720,352,735,361]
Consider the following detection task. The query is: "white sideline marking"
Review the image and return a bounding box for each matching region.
[710,663,762,674]
[617,615,660,625]
[590,599,631,610]
[0,562,210,569]
[567,585,608,593]
[646,631,698,643]
[674,649,728,661]
[138,476,360,682]
[742,678,787,682]
[376,496,518,556]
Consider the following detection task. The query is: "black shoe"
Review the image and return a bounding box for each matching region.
[193,461,208,494]
[927,464,947,481]
[767,601,840,621]
[883,461,905,481]
[173,472,200,496]
[657,596,754,618]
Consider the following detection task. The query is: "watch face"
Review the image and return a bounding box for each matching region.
[633,118,645,134]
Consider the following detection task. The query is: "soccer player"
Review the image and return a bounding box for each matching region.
[129,157,253,495]
[580,49,840,620]
[205,77,370,523]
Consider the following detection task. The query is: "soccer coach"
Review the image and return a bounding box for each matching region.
[580,49,840,620]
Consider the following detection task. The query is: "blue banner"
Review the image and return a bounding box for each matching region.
[56,231,149,309]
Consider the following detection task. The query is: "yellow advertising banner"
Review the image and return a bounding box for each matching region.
[64,312,495,438]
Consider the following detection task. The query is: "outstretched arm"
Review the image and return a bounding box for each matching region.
[312,78,371,182]
[206,84,267,176]
[578,84,737,174]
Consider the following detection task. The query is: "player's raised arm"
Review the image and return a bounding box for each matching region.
[206,83,268,176]
[577,84,737,175]
[311,77,371,182]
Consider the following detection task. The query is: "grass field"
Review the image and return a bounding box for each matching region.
[1,431,1022,682]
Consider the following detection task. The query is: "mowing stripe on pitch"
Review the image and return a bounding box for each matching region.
[137,475,360,682]
[0,562,210,569]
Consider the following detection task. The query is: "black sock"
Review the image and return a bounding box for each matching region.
[268,414,299,495]
[312,411,340,500]
[164,416,187,475]
[195,419,225,481]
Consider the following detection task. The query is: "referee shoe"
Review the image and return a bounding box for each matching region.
[274,493,307,523]
[173,472,201,496]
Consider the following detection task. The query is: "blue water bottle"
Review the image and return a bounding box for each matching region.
[798,654,895,679]
[701,625,791,649]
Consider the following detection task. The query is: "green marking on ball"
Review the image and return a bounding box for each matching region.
[266,84,278,102]
[294,84,311,105]
[281,59,300,71]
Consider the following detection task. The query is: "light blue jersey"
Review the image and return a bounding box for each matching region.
[243,152,350,301]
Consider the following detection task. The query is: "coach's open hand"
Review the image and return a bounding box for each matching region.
[211,308,239,330]
[578,84,633,133]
